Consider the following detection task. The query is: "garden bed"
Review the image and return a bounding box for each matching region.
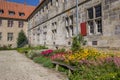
[17,45,120,80]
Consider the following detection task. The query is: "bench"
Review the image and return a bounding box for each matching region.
[52,61,77,76]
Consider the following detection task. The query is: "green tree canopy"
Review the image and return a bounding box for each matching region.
[17,30,28,48]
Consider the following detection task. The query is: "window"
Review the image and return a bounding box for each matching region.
[7,33,13,41]
[42,8,44,12]
[50,0,53,6]
[0,9,4,14]
[70,25,74,36]
[96,19,102,33]
[65,15,74,38]
[92,41,98,45]
[0,19,2,26]
[43,32,47,40]
[69,15,73,25]
[52,29,57,40]
[87,4,102,35]
[46,4,48,9]
[0,32,2,40]
[68,42,71,45]
[43,26,47,40]
[95,5,102,17]
[56,0,59,7]
[8,20,13,27]
[37,32,40,42]
[9,11,15,16]
[88,8,93,19]
[19,12,25,16]
[66,26,70,37]
[18,21,24,28]
[65,17,69,26]
[52,22,57,40]
[46,4,49,13]
[88,21,94,34]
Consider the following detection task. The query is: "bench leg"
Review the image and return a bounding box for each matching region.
[68,69,72,76]
[55,64,59,71]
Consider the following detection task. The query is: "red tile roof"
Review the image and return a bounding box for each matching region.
[0,0,35,20]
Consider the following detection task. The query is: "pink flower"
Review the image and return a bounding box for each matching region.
[41,49,53,56]
[50,52,65,61]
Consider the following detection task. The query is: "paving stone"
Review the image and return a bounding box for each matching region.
[0,50,67,80]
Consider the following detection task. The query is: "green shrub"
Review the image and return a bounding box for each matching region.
[17,45,48,53]
[43,59,54,68]
[17,47,31,53]
[25,50,38,59]
[0,45,16,50]
[71,34,86,52]
[58,66,69,75]
[31,45,48,50]
[33,56,53,68]
[69,63,120,80]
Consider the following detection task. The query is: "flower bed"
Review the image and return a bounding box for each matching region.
[30,47,120,80]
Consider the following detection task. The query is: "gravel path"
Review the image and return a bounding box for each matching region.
[0,50,67,80]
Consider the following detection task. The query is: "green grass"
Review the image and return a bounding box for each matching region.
[17,47,31,53]
[17,45,48,53]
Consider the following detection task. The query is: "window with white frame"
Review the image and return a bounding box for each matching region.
[18,21,24,28]
[7,33,13,41]
[87,4,102,35]
[9,11,15,16]
[19,12,25,16]
[96,19,102,33]
[52,22,57,40]
[88,21,94,34]
[65,15,74,38]
[56,0,59,7]
[8,20,13,27]
[43,26,47,40]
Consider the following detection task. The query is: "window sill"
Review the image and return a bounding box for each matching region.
[88,33,103,36]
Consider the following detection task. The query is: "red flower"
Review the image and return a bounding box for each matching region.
[50,52,65,61]
[41,49,53,56]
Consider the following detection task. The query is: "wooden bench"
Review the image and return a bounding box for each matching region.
[52,61,77,76]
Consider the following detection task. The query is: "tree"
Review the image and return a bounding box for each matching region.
[17,30,28,48]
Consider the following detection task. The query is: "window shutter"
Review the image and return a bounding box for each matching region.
[80,22,87,36]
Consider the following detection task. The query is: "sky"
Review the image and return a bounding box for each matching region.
[8,0,39,6]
